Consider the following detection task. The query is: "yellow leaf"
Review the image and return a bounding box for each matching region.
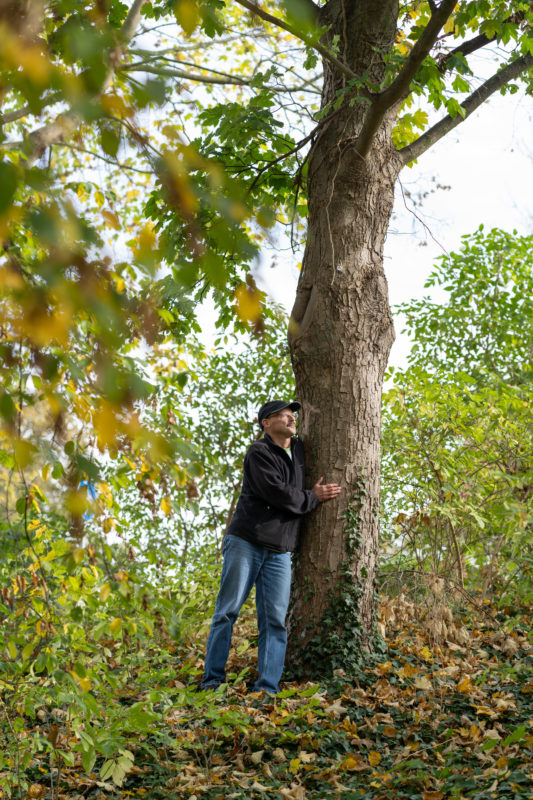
[443,13,456,34]
[229,202,247,222]
[79,677,92,692]
[94,402,119,449]
[343,754,365,771]
[8,640,17,659]
[103,518,115,533]
[95,191,105,208]
[27,784,46,799]
[174,0,199,36]
[234,284,262,323]
[101,92,131,117]
[22,642,34,661]
[100,582,111,602]
[8,41,51,85]
[457,675,473,693]
[72,547,85,564]
[102,210,120,230]
[65,491,88,517]
[414,676,433,691]
[41,464,51,482]
[14,439,37,469]
[368,751,382,767]
[0,261,24,289]
[289,758,301,773]
[469,724,481,740]
[419,645,432,661]
[110,617,122,635]
[161,496,172,515]
[396,662,418,679]
[382,725,397,737]
[133,224,157,260]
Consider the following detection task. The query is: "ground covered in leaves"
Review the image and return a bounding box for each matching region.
[8,598,533,800]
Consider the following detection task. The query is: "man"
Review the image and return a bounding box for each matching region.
[201,399,341,694]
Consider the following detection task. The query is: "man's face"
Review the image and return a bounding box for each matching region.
[263,408,297,438]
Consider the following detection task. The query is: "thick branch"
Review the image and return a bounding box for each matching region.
[0,92,63,126]
[354,0,457,158]
[438,32,492,73]
[22,0,147,162]
[400,52,533,164]
[234,0,358,82]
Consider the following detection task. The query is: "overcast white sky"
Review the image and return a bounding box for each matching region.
[253,86,533,369]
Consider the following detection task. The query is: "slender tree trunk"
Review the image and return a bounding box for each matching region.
[287,0,400,674]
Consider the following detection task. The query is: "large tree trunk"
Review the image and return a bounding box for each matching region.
[287,0,401,675]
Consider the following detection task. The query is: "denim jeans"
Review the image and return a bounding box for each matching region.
[202,533,292,694]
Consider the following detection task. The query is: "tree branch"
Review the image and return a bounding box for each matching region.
[0,93,63,126]
[399,52,533,164]
[56,141,153,174]
[120,62,250,85]
[437,32,492,73]
[437,8,530,74]
[21,0,147,163]
[354,0,457,158]
[234,0,358,82]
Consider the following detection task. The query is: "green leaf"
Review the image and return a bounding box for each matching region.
[0,161,18,214]
[100,759,115,781]
[481,737,499,751]
[82,747,96,774]
[502,725,527,747]
[100,125,121,157]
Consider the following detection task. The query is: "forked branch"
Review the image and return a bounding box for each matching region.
[354,0,458,157]
[399,52,533,164]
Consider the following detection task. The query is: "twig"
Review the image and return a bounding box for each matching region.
[397,177,448,254]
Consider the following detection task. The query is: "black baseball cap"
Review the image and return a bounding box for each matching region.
[258,400,301,429]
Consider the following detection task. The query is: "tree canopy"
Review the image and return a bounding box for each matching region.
[2,2,533,793]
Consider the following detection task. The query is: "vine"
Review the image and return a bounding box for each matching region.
[289,473,380,680]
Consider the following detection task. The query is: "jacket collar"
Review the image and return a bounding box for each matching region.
[263,433,296,453]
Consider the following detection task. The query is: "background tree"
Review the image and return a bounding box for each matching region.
[381,227,533,607]
[2,1,533,676]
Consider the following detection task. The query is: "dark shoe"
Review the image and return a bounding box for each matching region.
[198,682,224,692]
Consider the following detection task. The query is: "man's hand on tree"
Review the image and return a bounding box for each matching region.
[312,477,341,502]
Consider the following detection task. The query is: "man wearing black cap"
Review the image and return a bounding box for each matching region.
[201,399,340,694]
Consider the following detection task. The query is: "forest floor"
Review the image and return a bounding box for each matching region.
[10,595,533,800]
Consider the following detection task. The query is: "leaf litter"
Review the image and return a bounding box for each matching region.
[4,598,533,800]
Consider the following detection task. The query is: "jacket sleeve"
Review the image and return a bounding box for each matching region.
[244,447,319,516]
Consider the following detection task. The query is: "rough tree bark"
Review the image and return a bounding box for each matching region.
[283,0,533,674]
[287,0,405,670]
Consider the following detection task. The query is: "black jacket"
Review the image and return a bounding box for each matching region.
[226,434,319,553]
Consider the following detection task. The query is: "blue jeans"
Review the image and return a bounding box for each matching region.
[202,534,292,694]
